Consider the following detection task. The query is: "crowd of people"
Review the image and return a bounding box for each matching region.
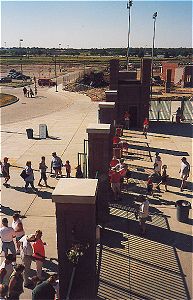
[0,214,59,299]
[0,152,84,192]
[23,87,35,98]
[108,134,190,235]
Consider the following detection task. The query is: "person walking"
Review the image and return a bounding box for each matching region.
[179,157,190,191]
[156,165,169,192]
[51,152,63,178]
[30,88,34,98]
[109,168,122,201]
[8,264,25,300]
[0,218,16,259]
[0,254,14,287]
[147,175,153,195]
[154,156,162,176]
[24,161,36,193]
[143,118,149,138]
[139,196,150,235]
[32,230,46,280]
[1,157,10,187]
[32,274,58,300]
[12,214,25,255]
[22,87,27,97]
[20,234,36,287]
[64,160,71,178]
[124,111,130,130]
[38,156,48,187]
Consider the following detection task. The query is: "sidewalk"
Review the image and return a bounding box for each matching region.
[0,85,98,299]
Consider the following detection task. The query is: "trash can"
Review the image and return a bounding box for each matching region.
[26,128,33,139]
[175,200,191,222]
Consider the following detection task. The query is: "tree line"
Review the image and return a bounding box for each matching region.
[0,47,192,58]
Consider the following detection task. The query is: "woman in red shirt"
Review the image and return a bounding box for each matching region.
[32,230,46,280]
[143,118,149,138]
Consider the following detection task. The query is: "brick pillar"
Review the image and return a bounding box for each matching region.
[105,90,118,102]
[86,124,112,178]
[98,102,115,125]
[52,178,98,300]
[165,69,172,92]
[110,59,119,90]
[140,58,151,126]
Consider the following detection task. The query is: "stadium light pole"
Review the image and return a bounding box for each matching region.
[54,55,58,92]
[59,43,61,72]
[151,12,157,98]
[126,0,133,71]
[19,39,24,73]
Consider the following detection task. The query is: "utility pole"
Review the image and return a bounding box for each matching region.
[19,39,24,73]
[54,55,58,92]
[126,0,133,70]
[151,12,158,99]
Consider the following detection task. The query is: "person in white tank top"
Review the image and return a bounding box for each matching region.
[12,213,25,255]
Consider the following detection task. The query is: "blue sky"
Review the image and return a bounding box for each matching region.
[1,1,192,48]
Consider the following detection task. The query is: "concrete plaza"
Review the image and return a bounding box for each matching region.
[0,85,192,299]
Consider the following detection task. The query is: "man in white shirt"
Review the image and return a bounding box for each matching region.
[139,197,150,234]
[12,213,25,255]
[20,234,36,287]
[0,218,16,258]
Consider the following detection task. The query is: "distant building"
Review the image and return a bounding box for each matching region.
[162,62,193,87]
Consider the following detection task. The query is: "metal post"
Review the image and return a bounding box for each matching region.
[151,12,157,99]
[59,43,61,72]
[126,1,133,71]
[54,55,58,92]
[19,39,23,73]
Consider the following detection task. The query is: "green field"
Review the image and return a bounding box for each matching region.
[0,55,184,66]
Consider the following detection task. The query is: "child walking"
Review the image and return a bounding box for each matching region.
[38,156,48,187]
[147,175,153,195]
[64,160,71,178]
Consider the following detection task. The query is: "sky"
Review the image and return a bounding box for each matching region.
[1,1,192,48]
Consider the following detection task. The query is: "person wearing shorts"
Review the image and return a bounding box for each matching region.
[0,218,16,259]
[1,157,10,187]
[12,214,25,255]
[139,197,149,234]
[51,152,62,178]
[38,156,48,187]
[179,157,190,191]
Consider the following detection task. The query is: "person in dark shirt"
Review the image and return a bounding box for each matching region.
[32,274,58,300]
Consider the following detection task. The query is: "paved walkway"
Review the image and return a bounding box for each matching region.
[1,84,98,299]
[0,85,192,299]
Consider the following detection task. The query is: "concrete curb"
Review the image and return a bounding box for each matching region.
[0,96,19,108]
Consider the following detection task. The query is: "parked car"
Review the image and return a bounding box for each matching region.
[38,78,56,86]
[0,77,12,83]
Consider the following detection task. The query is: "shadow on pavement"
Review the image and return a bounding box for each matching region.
[97,205,191,300]
[149,122,193,138]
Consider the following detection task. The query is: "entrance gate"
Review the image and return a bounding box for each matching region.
[149,100,171,121]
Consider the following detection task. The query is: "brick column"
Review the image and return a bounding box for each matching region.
[98,102,115,125]
[52,178,98,300]
[86,124,112,178]
[105,90,118,102]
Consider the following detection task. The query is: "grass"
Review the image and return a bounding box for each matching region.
[0,93,18,107]
[1,55,184,66]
